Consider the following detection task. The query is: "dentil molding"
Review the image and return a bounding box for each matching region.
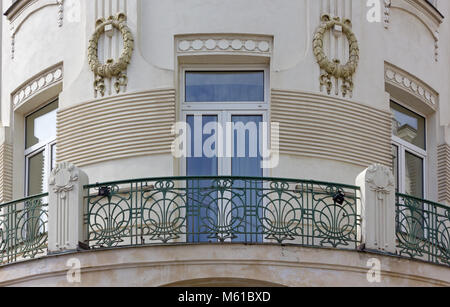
[385,62,438,110]
[12,63,63,109]
[176,34,272,57]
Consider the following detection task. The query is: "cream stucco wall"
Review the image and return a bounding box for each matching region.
[0,0,449,286]
[0,1,447,196]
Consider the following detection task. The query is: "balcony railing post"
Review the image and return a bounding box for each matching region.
[356,164,396,254]
[48,162,88,254]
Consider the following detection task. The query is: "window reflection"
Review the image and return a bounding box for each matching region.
[185,71,264,102]
[26,101,58,149]
[28,151,46,195]
[391,101,425,150]
[405,152,424,198]
[25,100,58,196]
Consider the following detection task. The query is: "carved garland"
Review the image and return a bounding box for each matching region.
[88,13,134,97]
[49,162,79,200]
[313,14,360,97]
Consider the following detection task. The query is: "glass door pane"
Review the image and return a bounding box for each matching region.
[26,150,48,239]
[27,150,47,195]
[186,115,218,243]
[51,144,57,170]
[405,151,424,198]
[404,151,425,238]
[26,101,58,149]
[392,145,399,193]
[231,115,263,243]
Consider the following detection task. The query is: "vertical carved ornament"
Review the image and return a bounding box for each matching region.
[365,164,395,252]
[57,0,64,27]
[88,13,134,97]
[48,162,80,251]
[384,0,392,29]
[313,14,359,98]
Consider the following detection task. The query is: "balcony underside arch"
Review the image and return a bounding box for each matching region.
[0,244,448,287]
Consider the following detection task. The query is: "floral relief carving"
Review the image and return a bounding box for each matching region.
[49,162,79,200]
[88,13,134,97]
[313,14,360,98]
[365,164,395,194]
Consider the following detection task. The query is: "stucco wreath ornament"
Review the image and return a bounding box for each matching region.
[88,13,134,97]
[313,14,359,97]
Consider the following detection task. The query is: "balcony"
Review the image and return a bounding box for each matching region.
[0,163,449,271]
[84,176,360,249]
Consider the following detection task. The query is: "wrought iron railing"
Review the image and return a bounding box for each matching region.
[84,177,361,250]
[396,193,450,266]
[0,193,49,265]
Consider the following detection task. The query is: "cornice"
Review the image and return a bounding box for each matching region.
[4,0,36,21]
[390,0,443,32]
[387,0,444,61]
[5,0,64,59]
[385,62,438,111]
[12,63,63,109]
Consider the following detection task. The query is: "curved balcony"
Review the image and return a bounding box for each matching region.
[84,176,361,249]
[1,173,449,271]
[0,193,48,265]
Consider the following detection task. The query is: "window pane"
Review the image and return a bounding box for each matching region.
[392,145,399,193]
[232,115,263,243]
[28,151,47,195]
[185,71,264,102]
[405,152,424,198]
[26,100,58,149]
[391,102,425,150]
[186,115,218,243]
[51,144,57,170]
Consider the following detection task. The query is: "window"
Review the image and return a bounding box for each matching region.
[185,71,264,102]
[25,100,58,196]
[391,101,426,198]
[181,67,268,176]
[181,66,269,243]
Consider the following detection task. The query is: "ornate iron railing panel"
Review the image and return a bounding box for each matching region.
[84,177,361,250]
[396,193,450,266]
[0,194,49,265]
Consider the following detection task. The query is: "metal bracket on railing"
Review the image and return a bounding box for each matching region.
[97,186,111,197]
[333,191,345,205]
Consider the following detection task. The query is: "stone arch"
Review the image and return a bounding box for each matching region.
[162,278,286,287]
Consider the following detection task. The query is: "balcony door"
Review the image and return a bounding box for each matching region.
[181,67,269,243]
[25,100,58,196]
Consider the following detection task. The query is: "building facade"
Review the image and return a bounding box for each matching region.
[0,0,449,286]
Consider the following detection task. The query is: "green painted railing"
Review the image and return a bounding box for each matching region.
[396,193,450,266]
[84,176,361,250]
[0,193,49,265]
